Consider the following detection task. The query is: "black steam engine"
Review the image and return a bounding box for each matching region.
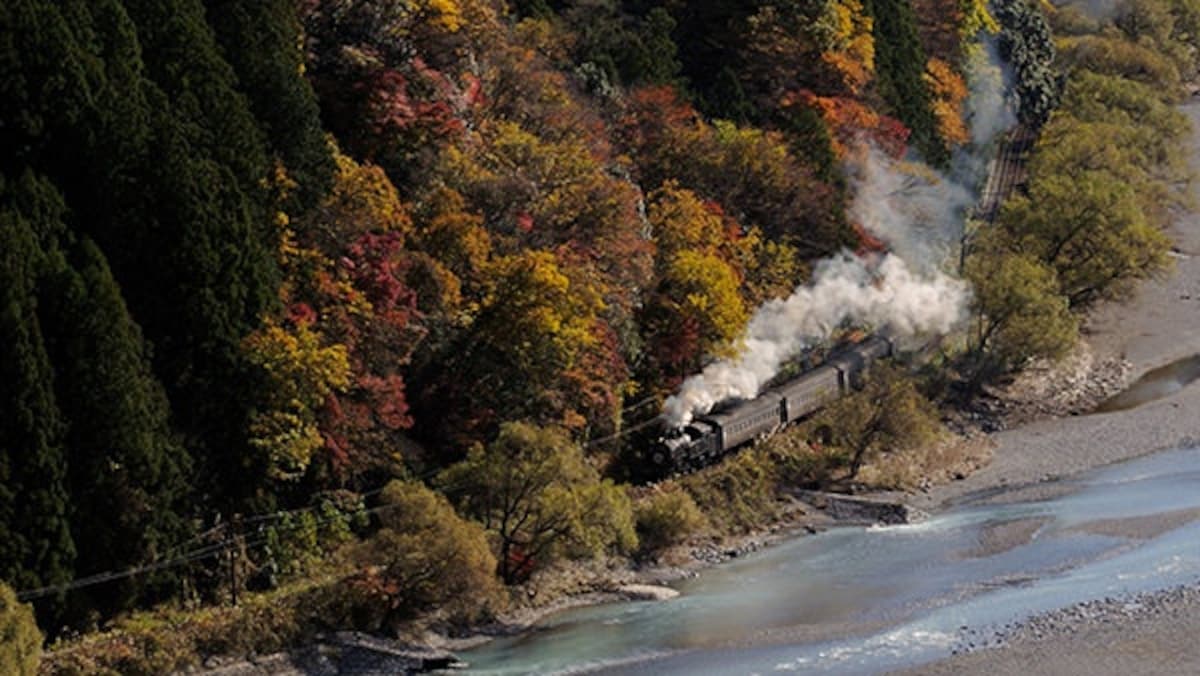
[653,335,893,471]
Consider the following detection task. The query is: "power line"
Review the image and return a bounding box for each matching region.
[585,414,664,448]
[17,480,499,607]
[17,543,229,601]
[15,489,404,602]
[619,395,659,415]
[16,404,662,601]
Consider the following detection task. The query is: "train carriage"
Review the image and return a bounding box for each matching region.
[651,335,894,473]
[704,392,784,450]
[776,365,841,423]
[826,335,892,389]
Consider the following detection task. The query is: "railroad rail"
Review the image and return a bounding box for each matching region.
[975,125,1036,223]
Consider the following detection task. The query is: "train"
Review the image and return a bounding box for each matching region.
[652,335,893,471]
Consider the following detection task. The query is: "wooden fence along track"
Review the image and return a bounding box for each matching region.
[975,125,1036,223]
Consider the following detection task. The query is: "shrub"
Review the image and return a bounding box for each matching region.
[683,449,780,532]
[348,480,503,629]
[796,363,942,479]
[41,582,323,676]
[634,484,707,554]
[264,497,360,580]
[440,422,638,584]
[0,583,41,676]
[760,428,844,487]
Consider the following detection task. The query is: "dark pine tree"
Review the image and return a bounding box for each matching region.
[994,0,1059,128]
[865,0,949,165]
[89,0,283,509]
[203,0,335,211]
[38,236,193,621]
[3,0,286,510]
[0,173,76,628]
[776,104,840,183]
[661,0,762,120]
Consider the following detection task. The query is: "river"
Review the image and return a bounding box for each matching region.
[457,446,1200,674]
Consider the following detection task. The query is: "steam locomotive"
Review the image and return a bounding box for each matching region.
[652,335,893,471]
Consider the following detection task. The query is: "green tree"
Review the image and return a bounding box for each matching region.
[866,0,948,163]
[0,174,75,622]
[799,363,941,478]
[964,240,1078,381]
[1060,70,1187,139]
[351,480,502,626]
[999,171,1171,309]
[0,582,41,676]
[38,238,193,619]
[1029,115,1185,228]
[994,0,1060,127]
[203,0,335,210]
[1115,0,1200,79]
[1057,34,1180,94]
[439,422,637,584]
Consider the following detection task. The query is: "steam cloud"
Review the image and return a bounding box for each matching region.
[662,254,967,426]
[966,38,1016,148]
[848,148,973,272]
[663,145,975,427]
[661,35,1018,428]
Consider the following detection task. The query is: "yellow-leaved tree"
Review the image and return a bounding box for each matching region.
[439,422,637,584]
[0,582,41,676]
[349,479,502,629]
[641,184,749,383]
[244,322,351,481]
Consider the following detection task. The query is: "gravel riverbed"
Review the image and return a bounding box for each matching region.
[888,99,1200,676]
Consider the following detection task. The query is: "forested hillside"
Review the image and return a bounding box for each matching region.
[2,0,1198,668]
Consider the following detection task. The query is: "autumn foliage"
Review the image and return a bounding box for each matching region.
[0,0,1026,644]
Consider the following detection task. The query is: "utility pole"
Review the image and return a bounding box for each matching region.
[226,517,240,607]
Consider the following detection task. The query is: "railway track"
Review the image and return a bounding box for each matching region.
[612,130,1039,477]
[975,125,1036,223]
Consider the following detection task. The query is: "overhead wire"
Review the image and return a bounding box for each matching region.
[15,496,425,602]
[18,396,664,601]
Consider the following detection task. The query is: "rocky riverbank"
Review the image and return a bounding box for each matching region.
[886,99,1200,676]
[898,583,1200,676]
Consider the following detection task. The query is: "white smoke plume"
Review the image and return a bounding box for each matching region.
[663,254,968,426]
[848,148,974,273]
[661,36,1019,428]
[965,37,1017,147]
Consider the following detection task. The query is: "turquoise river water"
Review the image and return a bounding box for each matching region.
[458,446,1200,674]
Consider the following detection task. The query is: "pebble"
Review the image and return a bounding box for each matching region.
[949,583,1200,656]
[690,540,763,565]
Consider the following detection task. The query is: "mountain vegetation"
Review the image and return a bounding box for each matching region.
[2,0,1197,668]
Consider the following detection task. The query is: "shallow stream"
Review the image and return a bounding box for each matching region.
[1094,354,1200,413]
[458,446,1200,674]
